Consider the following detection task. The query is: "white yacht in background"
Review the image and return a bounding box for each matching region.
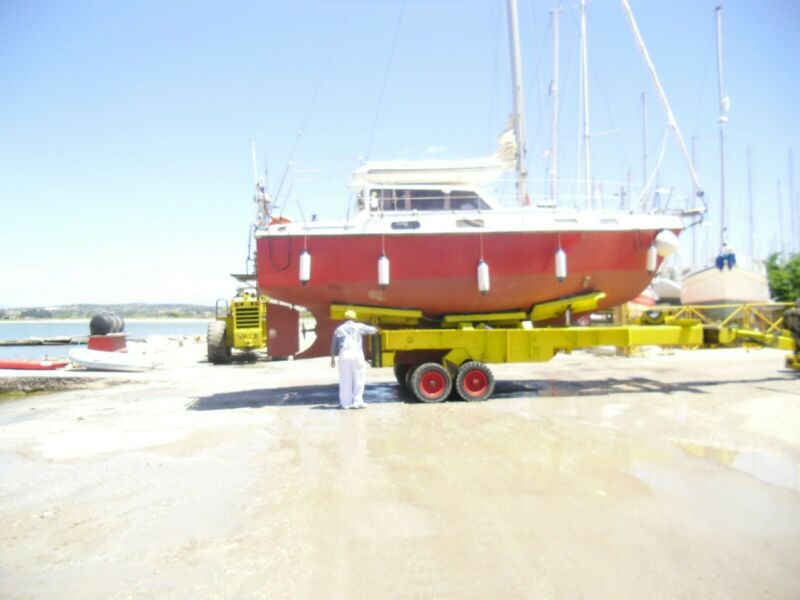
[679,4,770,306]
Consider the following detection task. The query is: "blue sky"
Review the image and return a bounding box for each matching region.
[1,0,799,307]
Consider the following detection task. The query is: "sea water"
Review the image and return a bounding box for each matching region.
[0,320,210,360]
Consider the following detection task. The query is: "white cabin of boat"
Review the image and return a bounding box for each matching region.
[348,130,517,215]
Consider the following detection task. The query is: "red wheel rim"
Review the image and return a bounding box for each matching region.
[463,368,488,397]
[419,369,447,400]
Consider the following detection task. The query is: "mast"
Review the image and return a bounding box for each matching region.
[251,141,259,186]
[747,145,754,262]
[777,179,784,258]
[789,149,796,252]
[642,91,648,192]
[507,0,528,205]
[620,0,704,199]
[549,6,561,205]
[715,3,729,249]
[692,136,698,266]
[579,0,592,208]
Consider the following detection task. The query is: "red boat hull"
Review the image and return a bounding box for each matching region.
[0,359,69,371]
[257,229,670,357]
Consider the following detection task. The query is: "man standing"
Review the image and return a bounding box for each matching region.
[331,309,378,409]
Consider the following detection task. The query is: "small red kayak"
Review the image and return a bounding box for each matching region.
[0,358,70,371]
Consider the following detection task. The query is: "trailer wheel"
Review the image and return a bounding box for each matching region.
[455,361,495,401]
[394,363,411,390]
[410,362,452,403]
[404,363,420,393]
[207,321,231,364]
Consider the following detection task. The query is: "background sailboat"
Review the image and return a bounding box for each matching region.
[680,3,770,305]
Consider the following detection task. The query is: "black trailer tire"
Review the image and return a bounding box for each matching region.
[404,363,420,393]
[207,321,231,364]
[394,363,411,390]
[410,362,452,403]
[455,361,495,401]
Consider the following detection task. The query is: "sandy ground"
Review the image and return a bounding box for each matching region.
[1,343,799,599]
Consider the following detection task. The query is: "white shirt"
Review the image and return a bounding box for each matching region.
[331,320,378,359]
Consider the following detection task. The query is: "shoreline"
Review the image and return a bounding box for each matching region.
[0,318,213,325]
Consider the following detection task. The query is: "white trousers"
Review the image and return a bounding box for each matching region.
[338,354,366,408]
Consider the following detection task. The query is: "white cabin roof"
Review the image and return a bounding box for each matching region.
[350,129,517,190]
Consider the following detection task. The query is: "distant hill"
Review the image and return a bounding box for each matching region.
[0,303,215,320]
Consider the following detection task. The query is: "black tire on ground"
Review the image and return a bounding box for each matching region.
[393,363,411,389]
[455,361,495,402]
[410,362,452,403]
[404,363,420,395]
[207,321,231,364]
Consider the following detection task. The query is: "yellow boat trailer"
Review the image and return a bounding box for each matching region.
[330,292,799,403]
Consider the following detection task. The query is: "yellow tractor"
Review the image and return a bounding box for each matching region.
[207,291,268,364]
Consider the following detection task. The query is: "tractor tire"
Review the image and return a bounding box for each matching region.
[207,321,231,364]
[455,361,495,402]
[410,362,452,403]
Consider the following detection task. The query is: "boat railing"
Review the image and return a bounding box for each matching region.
[488,175,697,214]
[263,159,698,223]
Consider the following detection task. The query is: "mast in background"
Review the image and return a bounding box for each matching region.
[789,149,796,253]
[642,92,648,193]
[507,0,528,205]
[747,145,754,262]
[777,179,785,258]
[548,5,561,205]
[692,136,698,266]
[579,0,592,208]
[715,4,730,250]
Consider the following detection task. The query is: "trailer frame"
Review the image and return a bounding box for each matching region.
[329,294,798,403]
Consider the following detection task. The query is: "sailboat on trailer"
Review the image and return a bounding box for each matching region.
[254,0,702,358]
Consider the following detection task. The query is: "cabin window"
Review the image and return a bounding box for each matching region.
[409,189,445,210]
[391,220,421,230]
[371,189,398,211]
[450,190,488,210]
[367,188,489,212]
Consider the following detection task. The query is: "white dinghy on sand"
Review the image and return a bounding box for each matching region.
[68,348,160,372]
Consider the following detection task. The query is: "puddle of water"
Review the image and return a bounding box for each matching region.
[680,442,800,493]
[367,383,404,404]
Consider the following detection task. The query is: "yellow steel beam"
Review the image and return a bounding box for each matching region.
[330,303,423,326]
[530,291,607,322]
[380,323,704,366]
[716,328,796,351]
[442,311,528,328]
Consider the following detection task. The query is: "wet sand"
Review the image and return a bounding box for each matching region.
[1,344,799,599]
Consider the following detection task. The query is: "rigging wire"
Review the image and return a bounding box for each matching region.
[690,19,717,146]
[554,7,578,207]
[638,126,669,209]
[364,0,408,160]
[522,0,550,182]
[573,7,583,208]
[487,0,503,154]
[272,3,354,208]
[585,26,633,179]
